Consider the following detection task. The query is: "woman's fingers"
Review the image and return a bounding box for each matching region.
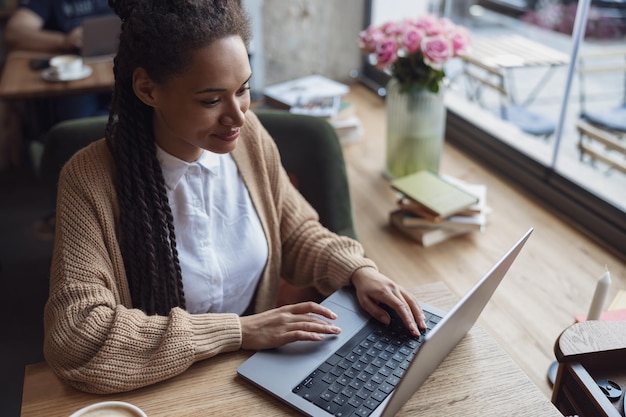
[287,301,338,320]
[382,289,427,336]
[351,268,427,337]
[240,302,341,350]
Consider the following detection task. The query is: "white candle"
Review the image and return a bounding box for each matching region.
[587,267,612,321]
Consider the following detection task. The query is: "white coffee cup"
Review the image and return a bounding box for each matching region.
[68,401,147,417]
[49,54,84,79]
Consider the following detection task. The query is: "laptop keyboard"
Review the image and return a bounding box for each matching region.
[292,307,441,417]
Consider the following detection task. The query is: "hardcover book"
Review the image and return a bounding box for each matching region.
[389,209,470,247]
[390,171,479,219]
[263,75,350,117]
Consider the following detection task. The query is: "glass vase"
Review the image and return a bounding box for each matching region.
[385,77,446,179]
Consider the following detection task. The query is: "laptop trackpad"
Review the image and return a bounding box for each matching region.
[237,290,370,390]
[273,298,369,356]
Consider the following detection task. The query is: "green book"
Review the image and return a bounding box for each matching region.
[390,171,479,218]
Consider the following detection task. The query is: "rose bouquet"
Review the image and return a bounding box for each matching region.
[358,15,471,94]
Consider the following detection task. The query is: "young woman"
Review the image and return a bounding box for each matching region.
[44,0,426,394]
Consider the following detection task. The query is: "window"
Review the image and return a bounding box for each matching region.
[361,0,626,257]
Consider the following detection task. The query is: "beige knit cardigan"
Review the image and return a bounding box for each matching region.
[43,112,377,394]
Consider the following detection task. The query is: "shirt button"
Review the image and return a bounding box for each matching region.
[194,199,201,207]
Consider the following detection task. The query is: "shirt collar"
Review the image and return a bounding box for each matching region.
[156,145,221,190]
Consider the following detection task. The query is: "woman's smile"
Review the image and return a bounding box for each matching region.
[213,128,241,142]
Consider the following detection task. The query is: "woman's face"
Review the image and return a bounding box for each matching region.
[146,35,252,162]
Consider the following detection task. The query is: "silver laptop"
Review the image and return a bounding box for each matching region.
[238,228,533,417]
[81,15,121,61]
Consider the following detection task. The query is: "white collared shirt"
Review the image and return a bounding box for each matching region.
[156,145,268,315]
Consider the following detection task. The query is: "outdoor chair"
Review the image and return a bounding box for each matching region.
[578,48,626,134]
[576,48,626,173]
[461,59,556,139]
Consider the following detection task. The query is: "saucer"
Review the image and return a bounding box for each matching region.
[42,65,93,82]
[68,400,147,417]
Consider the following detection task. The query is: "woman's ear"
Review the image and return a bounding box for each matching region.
[132,67,159,108]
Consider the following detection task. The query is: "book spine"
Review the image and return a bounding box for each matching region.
[400,213,486,231]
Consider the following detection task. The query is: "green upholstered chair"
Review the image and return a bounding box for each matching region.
[39,116,111,212]
[253,109,357,240]
[39,110,357,305]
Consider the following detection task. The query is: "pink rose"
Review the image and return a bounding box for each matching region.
[450,27,471,56]
[401,26,423,54]
[375,37,399,69]
[380,21,403,36]
[415,15,443,36]
[421,35,452,70]
[358,26,385,54]
[439,18,456,34]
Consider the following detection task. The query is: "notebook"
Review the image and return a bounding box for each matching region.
[237,228,533,417]
[81,14,122,60]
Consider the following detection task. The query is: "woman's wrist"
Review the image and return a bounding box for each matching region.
[349,266,374,287]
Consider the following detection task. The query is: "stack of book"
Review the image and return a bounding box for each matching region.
[388,171,490,247]
[262,75,363,146]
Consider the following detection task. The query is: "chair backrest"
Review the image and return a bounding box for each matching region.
[577,48,626,133]
[39,110,357,239]
[39,115,109,209]
[255,109,357,239]
[461,60,555,138]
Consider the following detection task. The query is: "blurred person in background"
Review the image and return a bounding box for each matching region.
[4,0,114,162]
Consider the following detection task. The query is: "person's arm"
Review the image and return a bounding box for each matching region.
[248,115,426,335]
[4,8,81,53]
[44,141,242,394]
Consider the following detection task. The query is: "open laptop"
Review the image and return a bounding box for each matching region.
[81,15,122,61]
[238,228,533,417]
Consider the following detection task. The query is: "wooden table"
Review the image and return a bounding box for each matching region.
[0,51,114,100]
[20,282,561,417]
[552,320,626,417]
[462,34,569,107]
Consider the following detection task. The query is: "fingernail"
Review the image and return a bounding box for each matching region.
[331,326,341,334]
[330,311,338,320]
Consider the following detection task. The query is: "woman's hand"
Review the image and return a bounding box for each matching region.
[351,267,426,337]
[239,302,341,350]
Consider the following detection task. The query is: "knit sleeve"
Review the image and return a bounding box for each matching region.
[44,141,242,394]
[247,115,378,296]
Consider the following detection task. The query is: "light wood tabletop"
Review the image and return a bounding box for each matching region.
[20,282,560,417]
[340,84,626,401]
[555,320,626,361]
[0,51,114,101]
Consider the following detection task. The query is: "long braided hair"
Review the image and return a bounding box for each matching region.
[105,0,251,315]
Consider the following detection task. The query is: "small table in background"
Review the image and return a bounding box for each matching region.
[462,34,569,107]
[0,51,114,101]
[0,51,115,168]
[552,320,626,417]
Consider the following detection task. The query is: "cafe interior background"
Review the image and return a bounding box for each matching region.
[0,0,625,415]
[2,0,624,253]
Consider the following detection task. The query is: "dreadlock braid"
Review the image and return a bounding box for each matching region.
[105,0,250,316]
